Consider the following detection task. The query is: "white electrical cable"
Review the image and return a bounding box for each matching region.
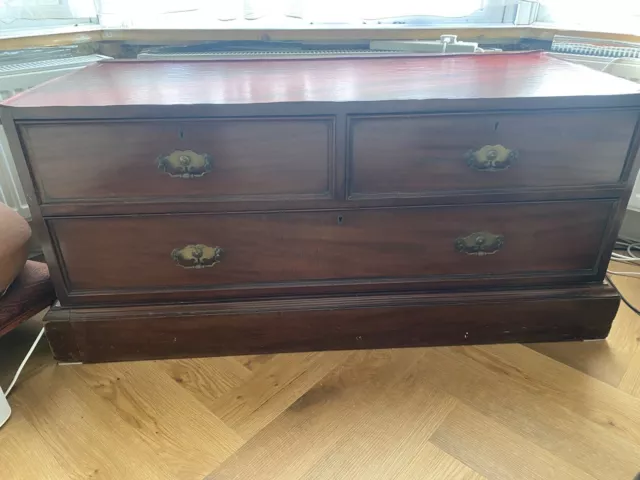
[628,243,640,259]
[607,271,640,278]
[608,242,640,277]
[601,57,626,73]
[611,252,640,263]
[608,242,640,315]
[610,243,640,263]
[3,327,45,397]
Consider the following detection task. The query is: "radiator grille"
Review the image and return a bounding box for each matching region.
[138,49,389,60]
[0,126,28,216]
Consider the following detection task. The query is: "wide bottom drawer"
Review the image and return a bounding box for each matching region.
[49,200,614,303]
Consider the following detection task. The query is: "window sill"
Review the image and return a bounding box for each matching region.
[0,24,102,49]
[530,23,640,42]
[0,24,637,50]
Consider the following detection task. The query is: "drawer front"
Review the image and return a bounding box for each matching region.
[349,111,637,198]
[21,117,333,203]
[50,200,613,300]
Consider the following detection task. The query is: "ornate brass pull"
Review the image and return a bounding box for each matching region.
[171,244,223,269]
[455,232,504,256]
[157,150,213,178]
[466,144,518,171]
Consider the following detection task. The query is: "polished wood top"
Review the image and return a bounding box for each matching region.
[4,52,639,108]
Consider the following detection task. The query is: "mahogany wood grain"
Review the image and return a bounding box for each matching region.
[349,111,638,197]
[48,200,614,302]
[2,55,639,362]
[21,118,333,203]
[4,53,639,109]
[43,284,620,362]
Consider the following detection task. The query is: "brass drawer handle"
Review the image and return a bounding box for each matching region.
[157,150,213,178]
[171,244,223,269]
[455,232,504,256]
[466,144,518,171]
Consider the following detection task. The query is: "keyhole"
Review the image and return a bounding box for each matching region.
[179,128,184,139]
[337,215,344,225]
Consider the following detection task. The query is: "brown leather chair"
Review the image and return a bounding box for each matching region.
[0,203,55,337]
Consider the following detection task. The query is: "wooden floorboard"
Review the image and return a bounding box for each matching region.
[2,264,640,479]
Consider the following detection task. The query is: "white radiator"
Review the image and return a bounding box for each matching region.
[0,54,110,218]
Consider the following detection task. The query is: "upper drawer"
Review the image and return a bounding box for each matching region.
[348,111,638,198]
[20,117,334,204]
[49,200,613,304]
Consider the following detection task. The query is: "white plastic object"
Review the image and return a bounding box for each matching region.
[0,387,10,428]
[0,326,45,429]
[370,35,481,54]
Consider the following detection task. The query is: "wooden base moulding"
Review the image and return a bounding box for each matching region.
[43,284,620,363]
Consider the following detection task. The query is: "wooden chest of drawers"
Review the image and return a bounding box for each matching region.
[3,52,640,363]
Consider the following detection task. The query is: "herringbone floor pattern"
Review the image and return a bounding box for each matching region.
[2,263,640,479]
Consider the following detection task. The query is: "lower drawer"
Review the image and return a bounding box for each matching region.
[49,200,614,303]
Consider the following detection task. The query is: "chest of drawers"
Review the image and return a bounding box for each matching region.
[3,52,640,363]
